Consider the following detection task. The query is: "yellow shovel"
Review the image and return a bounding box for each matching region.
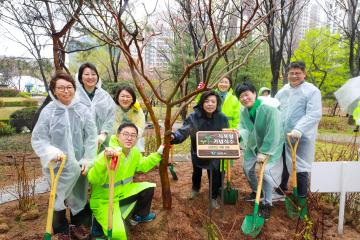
[44,155,66,240]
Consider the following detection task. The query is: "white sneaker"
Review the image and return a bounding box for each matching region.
[211,199,219,209]
[188,190,199,200]
[272,192,285,202]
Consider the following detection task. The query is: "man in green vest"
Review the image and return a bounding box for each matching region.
[88,122,163,239]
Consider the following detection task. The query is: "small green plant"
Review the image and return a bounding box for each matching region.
[0,122,15,136]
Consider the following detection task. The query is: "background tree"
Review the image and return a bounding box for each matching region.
[260,0,308,95]
[292,28,350,98]
[323,0,360,77]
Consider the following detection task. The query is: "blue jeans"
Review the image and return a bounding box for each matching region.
[243,157,277,205]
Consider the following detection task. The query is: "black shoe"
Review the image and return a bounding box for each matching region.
[244,192,263,202]
[274,187,286,196]
[260,203,271,220]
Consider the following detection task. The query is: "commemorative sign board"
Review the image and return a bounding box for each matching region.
[196,131,240,158]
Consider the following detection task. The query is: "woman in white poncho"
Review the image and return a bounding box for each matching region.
[76,62,115,150]
[31,71,97,239]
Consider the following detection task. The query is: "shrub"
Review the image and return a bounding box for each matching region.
[2,99,38,107]
[0,122,15,136]
[18,92,32,98]
[102,81,132,97]
[23,99,38,107]
[10,107,38,133]
[318,116,348,131]
[0,87,19,97]
[0,99,4,107]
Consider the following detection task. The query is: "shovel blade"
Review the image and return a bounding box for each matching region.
[241,214,264,238]
[285,194,308,219]
[43,232,51,240]
[223,188,238,205]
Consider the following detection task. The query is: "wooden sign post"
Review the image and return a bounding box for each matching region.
[196,131,240,159]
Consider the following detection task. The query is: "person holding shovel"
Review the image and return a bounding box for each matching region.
[76,62,115,151]
[171,90,229,209]
[88,123,164,239]
[274,61,322,202]
[235,82,284,219]
[32,71,98,240]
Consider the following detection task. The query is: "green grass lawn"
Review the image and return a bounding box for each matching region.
[0,107,25,120]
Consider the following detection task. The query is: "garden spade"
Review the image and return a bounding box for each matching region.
[285,135,308,219]
[241,159,267,238]
[168,146,178,180]
[105,155,120,239]
[223,161,238,205]
[44,155,66,240]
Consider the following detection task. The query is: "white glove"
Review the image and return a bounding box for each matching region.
[157,145,164,155]
[98,133,107,145]
[288,129,302,139]
[256,153,268,163]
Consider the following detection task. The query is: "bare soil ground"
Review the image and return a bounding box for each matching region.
[0,158,359,240]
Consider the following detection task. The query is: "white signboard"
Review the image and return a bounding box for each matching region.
[311,161,360,236]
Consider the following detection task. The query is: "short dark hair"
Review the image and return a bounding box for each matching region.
[78,62,99,84]
[235,81,257,99]
[117,122,138,134]
[220,76,232,87]
[114,86,137,108]
[288,61,306,72]
[196,90,222,113]
[49,71,76,96]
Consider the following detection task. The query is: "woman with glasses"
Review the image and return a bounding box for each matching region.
[170,90,229,209]
[76,62,115,150]
[113,86,146,152]
[31,71,97,240]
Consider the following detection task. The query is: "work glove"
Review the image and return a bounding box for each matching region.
[256,153,268,163]
[98,132,107,145]
[157,145,165,155]
[197,81,205,90]
[288,129,302,139]
[80,160,88,176]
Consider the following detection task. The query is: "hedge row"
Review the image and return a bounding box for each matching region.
[9,107,38,133]
[0,88,19,97]
[0,99,38,107]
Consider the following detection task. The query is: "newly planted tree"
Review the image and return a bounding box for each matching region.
[68,0,270,209]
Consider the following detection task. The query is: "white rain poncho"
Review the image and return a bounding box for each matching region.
[31,93,97,214]
[275,82,322,172]
[238,98,284,164]
[76,79,115,135]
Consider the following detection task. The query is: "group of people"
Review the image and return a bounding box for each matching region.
[171,60,322,220]
[31,60,322,240]
[31,63,156,240]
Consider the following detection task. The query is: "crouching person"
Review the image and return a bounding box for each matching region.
[235,82,284,219]
[87,123,164,239]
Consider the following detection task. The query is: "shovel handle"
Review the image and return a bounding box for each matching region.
[255,158,268,205]
[287,135,300,189]
[45,155,66,237]
[227,160,231,182]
